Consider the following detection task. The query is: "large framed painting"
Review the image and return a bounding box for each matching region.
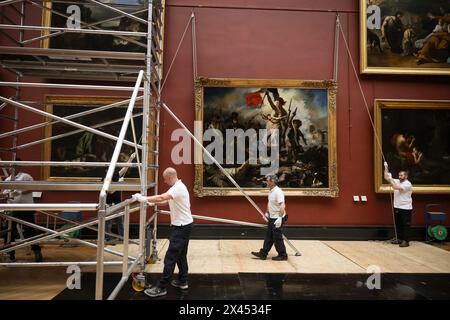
[374,99,450,193]
[43,95,144,181]
[361,0,450,75]
[41,0,164,53]
[193,78,338,197]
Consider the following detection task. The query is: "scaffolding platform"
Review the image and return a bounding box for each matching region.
[0,47,146,82]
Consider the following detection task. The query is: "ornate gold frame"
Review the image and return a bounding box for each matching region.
[360,0,450,75]
[374,99,450,193]
[193,77,338,197]
[41,0,166,79]
[40,1,51,49]
[43,95,148,182]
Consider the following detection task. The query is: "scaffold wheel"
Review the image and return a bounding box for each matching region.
[131,273,146,292]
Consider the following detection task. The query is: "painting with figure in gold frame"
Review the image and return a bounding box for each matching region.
[41,0,157,52]
[43,95,150,182]
[374,99,450,193]
[361,0,450,75]
[193,78,338,197]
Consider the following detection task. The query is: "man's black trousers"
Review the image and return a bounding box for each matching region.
[394,208,412,242]
[2,211,41,257]
[158,223,193,288]
[260,217,287,257]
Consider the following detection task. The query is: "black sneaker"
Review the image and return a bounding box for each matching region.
[399,241,410,248]
[272,255,288,261]
[144,286,167,298]
[251,251,266,260]
[171,279,188,290]
[390,238,402,244]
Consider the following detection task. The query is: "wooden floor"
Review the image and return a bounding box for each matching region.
[142,239,450,274]
[1,240,449,299]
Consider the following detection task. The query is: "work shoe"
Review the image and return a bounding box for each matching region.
[144,286,167,298]
[171,279,188,290]
[9,252,16,262]
[390,238,402,244]
[251,251,266,260]
[399,241,410,248]
[272,255,288,261]
[34,251,43,262]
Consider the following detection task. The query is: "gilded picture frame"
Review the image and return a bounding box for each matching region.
[193,77,338,197]
[41,1,156,51]
[374,99,450,193]
[40,1,166,79]
[43,95,149,182]
[360,0,450,75]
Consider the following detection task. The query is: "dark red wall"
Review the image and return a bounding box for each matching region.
[1,0,450,227]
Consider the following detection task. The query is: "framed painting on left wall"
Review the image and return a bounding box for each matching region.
[43,95,144,181]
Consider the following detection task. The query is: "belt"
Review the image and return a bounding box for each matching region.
[171,222,193,228]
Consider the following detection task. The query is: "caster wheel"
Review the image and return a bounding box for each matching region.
[131,273,146,292]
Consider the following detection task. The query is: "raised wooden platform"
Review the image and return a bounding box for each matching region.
[0,240,449,299]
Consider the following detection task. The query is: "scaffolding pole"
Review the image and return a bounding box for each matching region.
[95,70,144,300]
[0,212,137,260]
[0,96,144,140]
[0,0,166,300]
[0,82,144,91]
[0,96,143,150]
[0,24,147,37]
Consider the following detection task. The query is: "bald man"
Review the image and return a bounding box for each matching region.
[133,167,193,298]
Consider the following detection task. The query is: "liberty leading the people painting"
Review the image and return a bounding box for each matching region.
[193,78,338,197]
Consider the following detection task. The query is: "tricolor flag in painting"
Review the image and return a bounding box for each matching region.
[267,88,280,101]
[245,91,263,107]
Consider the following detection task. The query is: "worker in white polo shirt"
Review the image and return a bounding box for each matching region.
[384,162,413,248]
[251,174,288,261]
[133,167,193,298]
[1,159,42,262]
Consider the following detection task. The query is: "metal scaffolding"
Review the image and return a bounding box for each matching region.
[0,0,165,300]
[0,0,302,301]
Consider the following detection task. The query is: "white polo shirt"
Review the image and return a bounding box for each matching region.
[392,179,413,210]
[4,172,34,204]
[166,179,193,226]
[268,185,285,218]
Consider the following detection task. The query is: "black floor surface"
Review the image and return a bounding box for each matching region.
[53,273,450,300]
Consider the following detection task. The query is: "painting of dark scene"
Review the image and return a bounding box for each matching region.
[45,0,148,52]
[363,0,450,74]
[45,99,142,180]
[195,79,337,197]
[380,104,450,192]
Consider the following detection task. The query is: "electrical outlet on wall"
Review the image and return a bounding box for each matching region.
[32,192,42,198]
[361,195,367,202]
[353,195,360,202]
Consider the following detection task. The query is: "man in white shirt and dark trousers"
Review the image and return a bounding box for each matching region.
[133,167,193,298]
[384,162,413,248]
[1,160,42,262]
[252,174,288,261]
